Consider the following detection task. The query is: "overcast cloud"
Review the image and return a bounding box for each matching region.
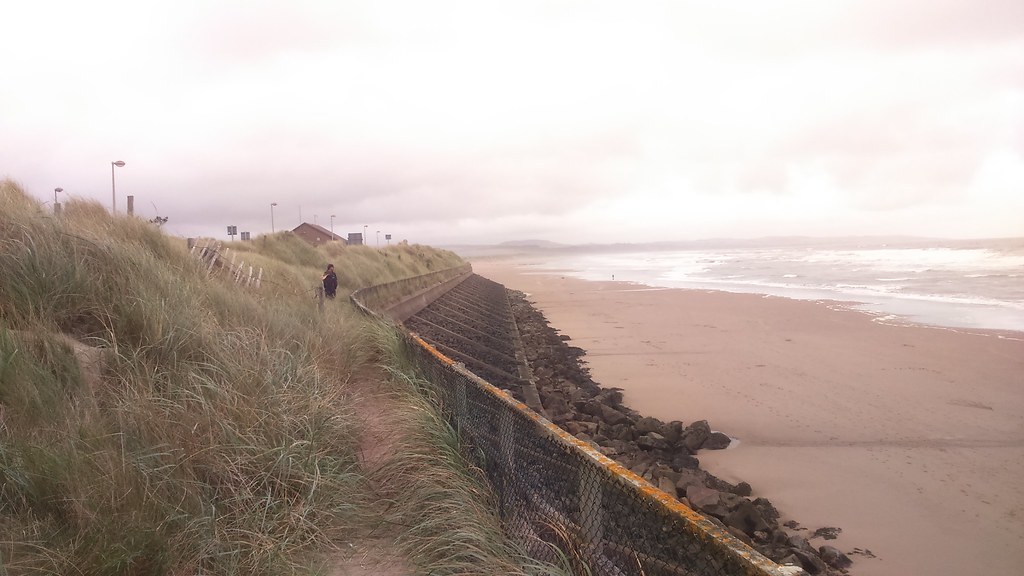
[2,0,1022,244]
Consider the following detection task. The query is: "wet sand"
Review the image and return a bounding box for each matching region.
[471,258,1024,576]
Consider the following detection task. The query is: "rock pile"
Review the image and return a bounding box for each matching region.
[507,290,854,575]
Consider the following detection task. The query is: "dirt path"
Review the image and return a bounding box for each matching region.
[327,382,414,576]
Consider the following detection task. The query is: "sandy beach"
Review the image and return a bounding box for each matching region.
[471,257,1024,576]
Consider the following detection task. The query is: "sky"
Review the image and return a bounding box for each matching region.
[2,0,1022,245]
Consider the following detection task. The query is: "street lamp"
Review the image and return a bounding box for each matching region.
[111,161,125,213]
[363,224,367,246]
[376,230,380,247]
[54,187,63,208]
[330,214,335,239]
[270,202,278,233]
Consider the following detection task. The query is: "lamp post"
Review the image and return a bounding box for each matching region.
[54,187,63,209]
[110,161,125,213]
[363,224,367,246]
[376,230,380,247]
[330,214,335,239]
[270,202,278,233]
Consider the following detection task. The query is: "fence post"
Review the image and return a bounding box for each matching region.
[255,268,263,289]
[207,246,219,274]
[315,286,324,314]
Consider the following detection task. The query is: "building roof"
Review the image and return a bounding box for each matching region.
[291,222,346,244]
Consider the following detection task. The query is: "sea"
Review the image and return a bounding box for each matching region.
[508,238,1024,334]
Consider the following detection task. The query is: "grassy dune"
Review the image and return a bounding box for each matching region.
[0,180,568,575]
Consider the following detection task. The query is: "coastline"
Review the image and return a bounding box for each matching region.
[470,257,1024,576]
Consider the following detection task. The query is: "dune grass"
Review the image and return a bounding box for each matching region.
[0,179,565,575]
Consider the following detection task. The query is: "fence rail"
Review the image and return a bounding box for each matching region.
[352,269,805,576]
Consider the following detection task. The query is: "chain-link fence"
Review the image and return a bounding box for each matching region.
[408,336,800,576]
[353,270,804,576]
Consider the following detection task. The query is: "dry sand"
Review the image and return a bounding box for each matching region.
[471,258,1024,576]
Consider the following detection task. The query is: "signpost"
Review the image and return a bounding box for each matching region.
[227,225,237,241]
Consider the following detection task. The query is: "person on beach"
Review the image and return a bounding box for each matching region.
[321,264,338,299]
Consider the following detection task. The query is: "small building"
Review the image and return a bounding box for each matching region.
[292,223,346,247]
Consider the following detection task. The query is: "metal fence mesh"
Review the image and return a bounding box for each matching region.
[408,336,799,576]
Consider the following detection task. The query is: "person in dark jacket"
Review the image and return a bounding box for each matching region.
[321,264,338,299]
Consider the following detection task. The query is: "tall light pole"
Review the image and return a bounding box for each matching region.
[54,187,63,209]
[330,214,335,239]
[363,224,367,246]
[376,230,380,247]
[270,202,278,233]
[111,161,125,213]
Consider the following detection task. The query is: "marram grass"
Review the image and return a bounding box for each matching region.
[0,179,566,575]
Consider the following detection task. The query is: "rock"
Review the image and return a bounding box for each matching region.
[534,366,554,379]
[682,420,711,451]
[727,526,753,545]
[614,425,636,442]
[580,400,603,418]
[670,452,701,470]
[718,492,744,513]
[812,526,842,540]
[599,404,629,426]
[770,528,790,547]
[725,500,770,536]
[791,549,827,575]
[703,431,732,450]
[635,416,665,435]
[657,476,678,497]
[730,481,753,497]
[685,485,721,513]
[777,555,805,573]
[787,535,812,552]
[675,469,704,492]
[653,464,679,483]
[663,420,684,444]
[566,421,598,437]
[819,545,852,569]
[754,498,781,523]
[542,392,570,418]
[630,462,650,477]
[637,432,670,451]
[597,388,624,406]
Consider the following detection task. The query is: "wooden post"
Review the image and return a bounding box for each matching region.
[315,286,324,314]
[255,268,263,289]
[207,246,219,274]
